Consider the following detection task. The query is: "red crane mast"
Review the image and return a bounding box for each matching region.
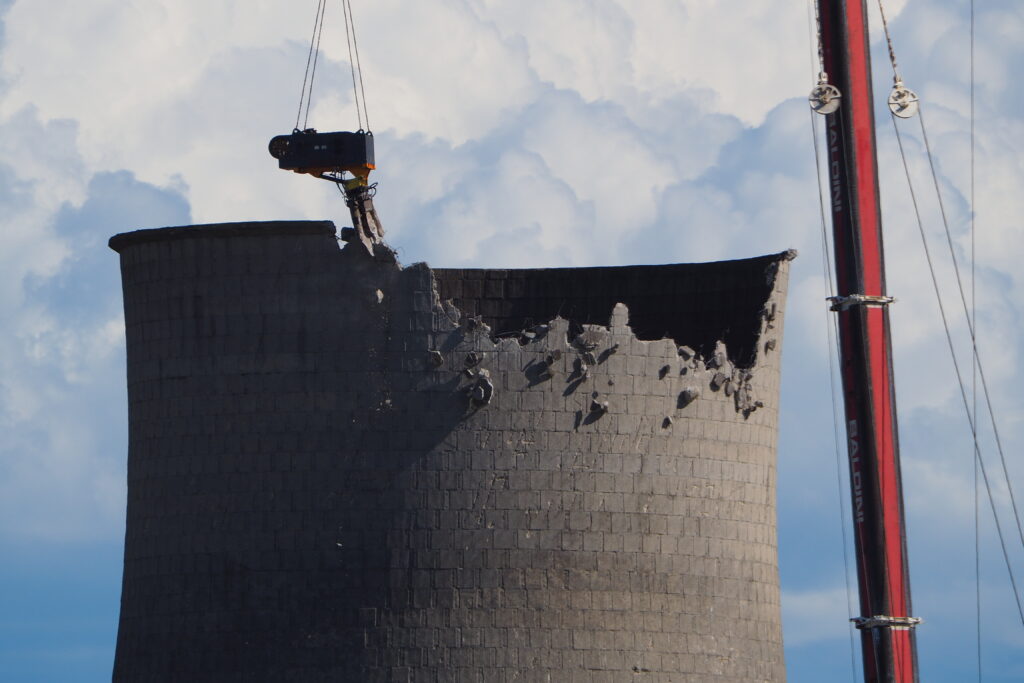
[816,1,920,680]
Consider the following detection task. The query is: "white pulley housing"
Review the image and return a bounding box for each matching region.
[809,74,841,115]
[888,80,919,118]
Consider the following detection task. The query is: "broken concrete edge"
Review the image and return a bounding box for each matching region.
[413,248,795,420]
[108,220,794,418]
[422,248,797,364]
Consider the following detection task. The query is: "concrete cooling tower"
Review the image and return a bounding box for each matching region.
[109,220,794,682]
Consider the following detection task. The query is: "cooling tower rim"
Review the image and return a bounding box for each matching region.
[108,220,338,253]
[109,219,798,272]
[431,249,798,276]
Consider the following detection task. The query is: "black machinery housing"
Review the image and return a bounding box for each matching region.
[268,130,375,178]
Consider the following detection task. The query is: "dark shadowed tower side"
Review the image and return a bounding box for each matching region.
[110,221,793,682]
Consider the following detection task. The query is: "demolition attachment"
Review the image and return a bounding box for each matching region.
[268,128,384,254]
[268,1,383,253]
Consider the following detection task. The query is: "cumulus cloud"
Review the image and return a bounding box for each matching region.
[1,0,1022,679]
[782,585,856,648]
[0,108,191,540]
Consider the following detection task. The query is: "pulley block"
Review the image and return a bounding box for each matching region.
[809,74,842,115]
[888,80,919,118]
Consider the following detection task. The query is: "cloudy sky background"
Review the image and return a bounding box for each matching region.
[1,0,1022,680]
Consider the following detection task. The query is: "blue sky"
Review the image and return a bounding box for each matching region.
[0,1,1022,680]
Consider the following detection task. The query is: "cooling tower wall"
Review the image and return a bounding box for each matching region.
[110,221,792,682]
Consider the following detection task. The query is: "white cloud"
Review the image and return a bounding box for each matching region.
[0,107,191,541]
[781,585,856,647]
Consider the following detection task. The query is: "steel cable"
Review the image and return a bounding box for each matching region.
[914,105,1024,559]
[875,0,903,81]
[879,0,1022,650]
[341,0,364,131]
[303,0,328,130]
[805,2,858,676]
[814,110,860,682]
[970,0,982,677]
[296,0,327,131]
[890,114,1024,628]
[345,0,371,131]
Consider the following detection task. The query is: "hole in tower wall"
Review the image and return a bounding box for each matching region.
[433,253,786,369]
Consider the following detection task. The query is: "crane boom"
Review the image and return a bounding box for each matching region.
[818,1,920,680]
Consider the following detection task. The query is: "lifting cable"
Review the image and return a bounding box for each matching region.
[342,0,371,131]
[805,2,858,679]
[875,0,902,84]
[814,108,860,679]
[876,0,1024,561]
[877,0,1024,628]
[970,0,982,677]
[296,0,327,131]
[294,0,371,133]
[894,111,1024,632]
[867,7,913,659]
[890,114,1024,629]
